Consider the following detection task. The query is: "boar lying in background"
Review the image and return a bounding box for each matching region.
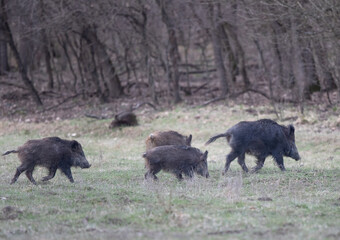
[143,145,209,180]
[145,130,192,151]
[109,111,138,128]
[205,119,300,174]
[2,137,91,184]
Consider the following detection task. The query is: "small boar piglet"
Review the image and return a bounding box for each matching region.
[205,119,300,174]
[143,145,209,180]
[2,137,91,185]
[145,131,192,151]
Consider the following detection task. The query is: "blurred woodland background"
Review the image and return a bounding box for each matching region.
[0,0,339,118]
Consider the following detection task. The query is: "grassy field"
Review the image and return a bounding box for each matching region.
[0,104,339,240]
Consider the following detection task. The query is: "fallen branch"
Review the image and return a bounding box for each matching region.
[180,68,216,75]
[85,101,157,120]
[132,102,157,111]
[199,96,226,107]
[231,88,271,100]
[0,81,27,89]
[39,93,83,113]
[84,114,109,120]
[193,81,210,94]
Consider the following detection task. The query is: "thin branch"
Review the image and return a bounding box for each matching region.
[39,93,83,112]
[199,96,226,107]
[0,81,27,89]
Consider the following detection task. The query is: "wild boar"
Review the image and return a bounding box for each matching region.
[2,137,91,184]
[109,111,138,128]
[143,145,209,180]
[205,119,300,174]
[145,130,192,151]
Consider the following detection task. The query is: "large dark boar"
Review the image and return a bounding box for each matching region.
[143,145,209,180]
[145,131,192,151]
[205,119,300,174]
[2,137,91,184]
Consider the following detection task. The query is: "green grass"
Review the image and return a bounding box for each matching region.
[0,104,339,240]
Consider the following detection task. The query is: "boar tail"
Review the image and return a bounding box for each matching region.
[2,150,18,156]
[205,133,229,145]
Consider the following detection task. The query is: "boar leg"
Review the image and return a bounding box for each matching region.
[11,162,31,184]
[176,173,183,180]
[25,165,37,185]
[174,170,184,180]
[223,150,241,175]
[145,166,161,180]
[273,153,286,171]
[183,168,194,179]
[144,170,159,180]
[42,167,58,181]
[251,157,265,173]
[237,153,248,172]
[60,166,74,183]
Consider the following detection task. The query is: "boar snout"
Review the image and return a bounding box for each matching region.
[289,145,301,161]
[294,154,301,161]
[81,163,91,169]
[80,161,91,169]
[73,157,91,169]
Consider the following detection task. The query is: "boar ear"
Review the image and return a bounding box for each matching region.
[202,150,208,161]
[71,140,80,150]
[187,134,192,146]
[288,125,295,136]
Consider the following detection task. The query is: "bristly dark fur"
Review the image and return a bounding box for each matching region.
[109,112,138,129]
[206,119,300,174]
[143,145,209,180]
[4,137,91,185]
[145,130,192,151]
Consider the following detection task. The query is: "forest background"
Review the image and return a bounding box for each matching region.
[0,0,339,119]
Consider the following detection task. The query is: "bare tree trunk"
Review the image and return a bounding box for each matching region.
[208,3,228,97]
[223,22,250,87]
[290,12,306,113]
[301,46,320,99]
[155,0,182,103]
[0,0,42,105]
[81,26,123,99]
[81,28,107,102]
[42,33,54,90]
[65,34,85,90]
[271,22,285,88]
[311,39,336,92]
[140,2,158,104]
[39,0,54,90]
[58,34,78,92]
[220,24,237,83]
[0,19,8,75]
[254,39,280,119]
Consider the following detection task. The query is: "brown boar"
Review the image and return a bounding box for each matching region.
[143,145,209,180]
[2,137,91,185]
[109,111,138,129]
[145,131,192,151]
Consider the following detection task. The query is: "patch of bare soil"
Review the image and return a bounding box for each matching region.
[0,206,23,220]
